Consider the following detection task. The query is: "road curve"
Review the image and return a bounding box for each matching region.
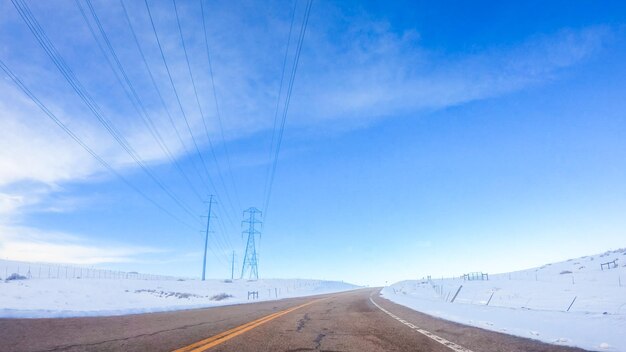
[0,288,588,352]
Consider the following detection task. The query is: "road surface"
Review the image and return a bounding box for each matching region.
[0,288,587,352]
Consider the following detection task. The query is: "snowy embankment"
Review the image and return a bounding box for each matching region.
[382,249,626,352]
[0,260,359,318]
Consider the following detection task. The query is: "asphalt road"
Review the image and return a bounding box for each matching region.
[0,288,588,352]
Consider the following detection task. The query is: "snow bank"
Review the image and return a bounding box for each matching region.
[0,272,358,318]
[383,249,626,352]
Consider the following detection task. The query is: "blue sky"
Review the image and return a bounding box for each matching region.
[1,0,625,286]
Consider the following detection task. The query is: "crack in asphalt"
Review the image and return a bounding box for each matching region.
[297,313,310,332]
[314,333,326,350]
[36,315,246,352]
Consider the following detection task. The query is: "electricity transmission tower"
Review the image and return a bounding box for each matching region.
[240,207,262,280]
[201,195,216,281]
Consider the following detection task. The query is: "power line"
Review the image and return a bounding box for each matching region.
[200,200,232,253]
[200,0,243,212]
[0,59,198,230]
[210,228,233,268]
[195,228,229,269]
[213,205,235,249]
[12,0,200,222]
[143,0,220,198]
[262,0,297,218]
[262,0,313,220]
[192,207,229,268]
[119,0,211,195]
[198,199,235,264]
[172,0,240,224]
[200,200,237,263]
[77,0,205,204]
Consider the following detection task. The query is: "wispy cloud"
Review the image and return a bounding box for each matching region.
[0,225,161,265]
[291,24,609,125]
[1,2,610,188]
[0,0,613,265]
[0,193,25,216]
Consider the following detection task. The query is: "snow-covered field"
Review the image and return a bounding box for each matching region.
[0,260,359,318]
[382,248,626,352]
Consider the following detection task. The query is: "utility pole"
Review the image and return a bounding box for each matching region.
[241,207,262,280]
[202,195,215,281]
[231,250,235,280]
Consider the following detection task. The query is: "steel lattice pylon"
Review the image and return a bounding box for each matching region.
[241,207,262,280]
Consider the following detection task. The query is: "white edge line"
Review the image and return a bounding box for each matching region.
[369,293,475,352]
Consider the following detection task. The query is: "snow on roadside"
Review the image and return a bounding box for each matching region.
[382,249,626,352]
[0,277,358,318]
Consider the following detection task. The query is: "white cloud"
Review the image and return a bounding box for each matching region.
[0,225,161,265]
[0,0,613,266]
[290,25,609,124]
[0,193,25,215]
[0,85,99,186]
[1,3,610,191]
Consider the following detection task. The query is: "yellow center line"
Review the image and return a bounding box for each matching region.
[173,298,325,352]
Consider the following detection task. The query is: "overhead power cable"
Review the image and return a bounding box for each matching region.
[200,0,243,212]
[172,0,240,226]
[143,0,220,198]
[77,0,205,204]
[262,0,297,218]
[11,0,201,223]
[210,214,233,260]
[0,59,197,230]
[214,202,235,248]
[119,0,211,196]
[262,0,313,220]
[127,0,237,248]
[195,225,229,267]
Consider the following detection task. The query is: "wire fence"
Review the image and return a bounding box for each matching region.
[0,259,182,281]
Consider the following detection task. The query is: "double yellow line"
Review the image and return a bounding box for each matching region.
[173,299,323,352]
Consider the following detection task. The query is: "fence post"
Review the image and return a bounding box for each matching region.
[486,291,495,306]
[450,285,463,303]
[566,296,577,312]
